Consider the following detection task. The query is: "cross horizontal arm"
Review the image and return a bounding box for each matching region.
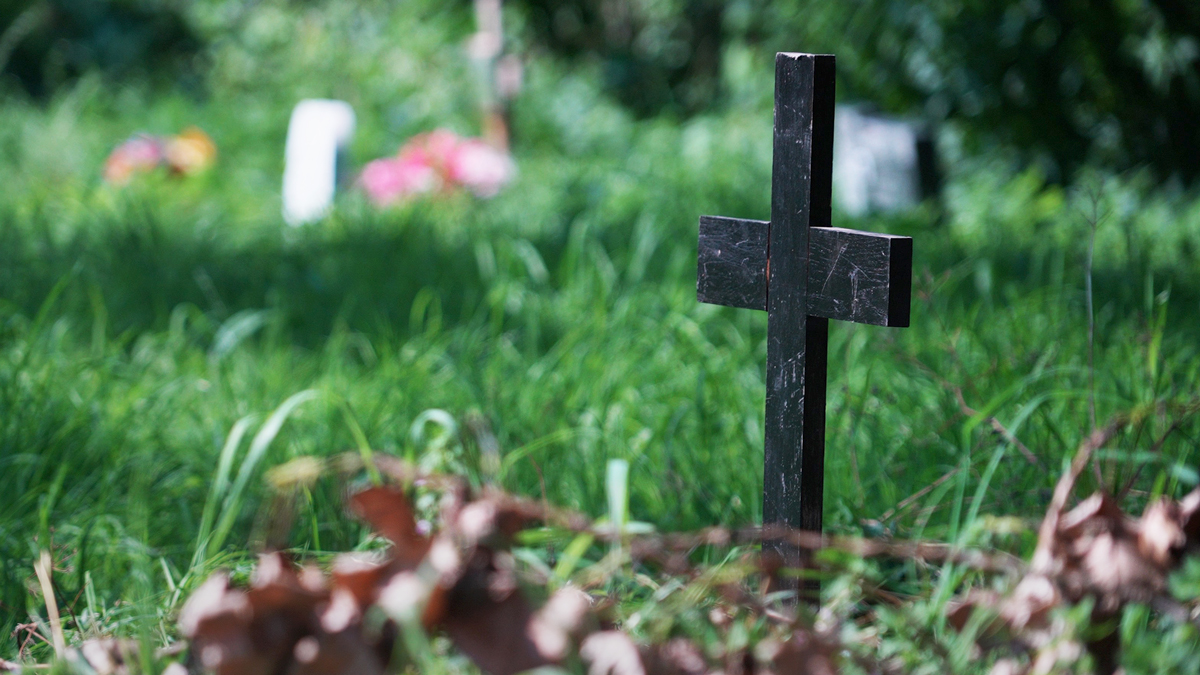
[697,215,913,327]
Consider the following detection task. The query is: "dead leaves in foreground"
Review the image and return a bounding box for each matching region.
[13,441,1200,675]
[179,481,838,675]
[173,455,1200,675]
[948,423,1200,675]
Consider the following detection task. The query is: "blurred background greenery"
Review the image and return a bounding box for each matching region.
[5,0,1200,178]
[2,0,1200,669]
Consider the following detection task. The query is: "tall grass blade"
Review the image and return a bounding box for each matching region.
[33,550,65,657]
[207,390,319,556]
[607,458,629,552]
[193,415,257,568]
[208,309,272,365]
[341,401,382,486]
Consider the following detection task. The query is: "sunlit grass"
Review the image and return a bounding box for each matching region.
[2,3,1200,666]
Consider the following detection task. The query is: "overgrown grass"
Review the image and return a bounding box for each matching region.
[3,1,1200,669]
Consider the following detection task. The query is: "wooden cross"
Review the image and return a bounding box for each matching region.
[697,53,914,571]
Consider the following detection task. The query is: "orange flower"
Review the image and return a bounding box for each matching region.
[165,127,217,175]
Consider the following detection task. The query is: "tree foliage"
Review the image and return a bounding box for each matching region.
[513,0,1200,181]
[0,0,200,96]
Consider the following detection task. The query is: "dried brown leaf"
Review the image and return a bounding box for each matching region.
[452,495,543,548]
[441,587,547,675]
[581,631,646,675]
[1054,493,1165,608]
[178,574,274,675]
[330,554,391,607]
[180,559,333,675]
[1138,499,1185,567]
[320,589,361,634]
[299,565,327,594]
[529,586,594,661]
[641,638,709,675]
[78,639,133,675]
[377,569,447,627]
[945,590,1001,632]
[426,535,464,582]
[1177,488,1200,550]
[178,574,251,639]
[1077,529,1162,607]
[249,553,327,614]
[765,630,838,675]
[349,486,431,567]
[1029,637,1082,675]
[284,628,386,675]
[1058,493,1126,538]
[999,575,1059,631]
[988,657,1027,675]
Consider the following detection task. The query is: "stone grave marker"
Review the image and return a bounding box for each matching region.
[282,99,356,226]
[697,53,914,585]
[833,104,939,216]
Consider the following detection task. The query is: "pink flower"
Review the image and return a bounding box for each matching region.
[359,154,439,206]
[103,135,164,185]
[359,128,516,206]
[420,129,463,168]
[446,138,516,198]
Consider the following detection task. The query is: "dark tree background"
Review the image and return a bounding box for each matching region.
[788,0,1200,183]
[0,0,199,97]
[513,0,1200,182]
[516,0,726,116]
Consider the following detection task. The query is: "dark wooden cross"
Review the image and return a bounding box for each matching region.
[697,53,914,570]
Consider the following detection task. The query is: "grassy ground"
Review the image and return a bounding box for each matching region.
[3,2,1200,670]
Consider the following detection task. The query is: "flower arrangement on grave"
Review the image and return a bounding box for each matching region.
[358,129,515,207]
[103,127,217,186]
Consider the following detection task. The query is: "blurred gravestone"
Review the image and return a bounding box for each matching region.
[833,106,938,217]
[282,99,356,226]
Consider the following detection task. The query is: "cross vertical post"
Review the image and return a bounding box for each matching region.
[764,54,835,543]
[696,53,914,593]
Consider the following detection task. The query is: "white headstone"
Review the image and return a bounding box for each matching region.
[833,106,934,217]
[282,99,356,225]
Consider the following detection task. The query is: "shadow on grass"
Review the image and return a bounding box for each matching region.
[2,202,1199,351]
[0,206,496,346]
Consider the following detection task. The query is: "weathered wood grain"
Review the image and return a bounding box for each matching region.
[763,52,833,541]
[698,218,913,327]
[807,227,912,327]
[692,51,916,595]
[697,215,769,310]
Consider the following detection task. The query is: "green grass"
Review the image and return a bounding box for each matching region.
[3,1,1200,670]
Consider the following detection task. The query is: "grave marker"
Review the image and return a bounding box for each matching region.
[697,53,914,581]
[282,99,356,226]
[833,105,939,216]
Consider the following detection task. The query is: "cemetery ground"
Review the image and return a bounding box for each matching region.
[5,19,1200,675]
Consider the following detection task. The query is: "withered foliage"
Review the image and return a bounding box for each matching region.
[0,638,189,675]
[179,478,839,675]
[947,422,1200,675]
[21,418,1200,675]
[169,437,1200,675]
